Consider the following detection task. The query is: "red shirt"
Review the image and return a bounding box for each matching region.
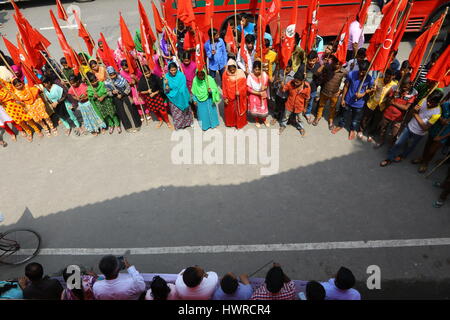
[283,81,311,113]
[383,87,416,122]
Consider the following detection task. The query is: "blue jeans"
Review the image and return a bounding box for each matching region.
[281,110,304,130]
[338,106,364,131]
[387,127,424,161]
[209,68,224,81]
[305,91,317,116]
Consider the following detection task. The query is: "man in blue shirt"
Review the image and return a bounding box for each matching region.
[204,28,228,80]
[331,60,374,140]
[212,273,253,300]
[237,13,256,35]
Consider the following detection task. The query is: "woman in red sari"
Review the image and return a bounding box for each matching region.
[222,59,248,129]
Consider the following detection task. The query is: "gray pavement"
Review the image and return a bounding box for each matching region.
[0,0,449,299]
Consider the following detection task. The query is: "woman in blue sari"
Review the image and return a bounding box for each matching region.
[164,62,193,130]
[191,70,221,131]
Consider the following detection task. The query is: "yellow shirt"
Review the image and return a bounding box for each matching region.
[367,77,397,111]
[263,50,277,81]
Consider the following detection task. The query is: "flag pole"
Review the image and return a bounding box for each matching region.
[234,0,238,47]
[412,7,448,88]
[0,52,15,75]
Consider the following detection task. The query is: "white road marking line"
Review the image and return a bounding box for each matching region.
[39,25,78,31]
[17,238,450,256]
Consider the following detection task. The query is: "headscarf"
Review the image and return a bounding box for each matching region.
[105,66,128,92]
[225,59,245,80]
[165,69,190,111]
[11,65,24,81]
[191,71,221,103]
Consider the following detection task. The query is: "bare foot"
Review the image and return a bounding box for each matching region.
[11,135,17,142]
[156,120,163,129]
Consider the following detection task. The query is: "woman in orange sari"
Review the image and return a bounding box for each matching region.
[222,59,248,129]
[0,80,40,142]
[13,78,56,137]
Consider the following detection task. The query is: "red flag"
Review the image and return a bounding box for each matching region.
[194,27,205,72]
[391,2,413,53]
[140,18,156,71]
[183,29,195,51]
[165,26,179,57]
[99,33,119,72]
[177,0,195,27]
[204,0,215,32]
[256,0,267,59]
[281,0,299,68]
[49,10,76,71]
[426,45,450,87]
[9,0,25,22]
[138,0,156,43]
[152,1,164,34]
[17,38,41,87]
[2,36,20,66]
[224,23,237,54]
[119,13,136,52]
[273,23,281,50]
[408,12,444,80]
[56,0,68,21]
[74,10,94,56]
[335,19,350,65]
[249,0,258,15]
[301,0,319,53]
[13,14,40,69]
[266,0,281,24]
[367,0,405,71]
[357,0,372,28]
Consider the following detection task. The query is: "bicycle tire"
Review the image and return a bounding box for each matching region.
[0,229,41,265]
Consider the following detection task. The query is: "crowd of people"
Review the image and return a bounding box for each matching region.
[0,257,361,300]
[0,12,449,204]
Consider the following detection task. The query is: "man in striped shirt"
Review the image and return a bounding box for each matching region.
[250,263,297,300]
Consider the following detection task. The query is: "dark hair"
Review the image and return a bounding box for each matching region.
[384,68,394,77]
[86,71,97,83]
[253,60,262,70]
[356,47,366,58]
[264,38,270,48]
[335,267,356,290]
[168,62,178,70]
[265,267,284,294]
[181,52,191,61]
[183,267,203,288]
[208,28,218,39]
[60,57,68,65]
[62,266,84,300]
[120,59,128,67]
[305,281,325,300]
[12,78,22,86]
[150,276,171,300]
[245,34,255,44]
[241,13,251,20]
[42,76,53,85]
[294,70,305,81]
[220,274,239,295]
[400,60,411,70]
[286,59,293,68]
[358,60,370,72]
[69,74,81,83]
[25,263,44,282]
[89,60,98,67]
[99,255,119,279]
[142,64,151,73]
[307,50,318,60]
[428,90,444,104]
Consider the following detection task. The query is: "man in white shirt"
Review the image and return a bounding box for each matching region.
[237,34,256,75]
[344,48,367,73]
[175,266,218,300]
[93,255,146,300]
[320,267,361,300]
[347,17,365,62]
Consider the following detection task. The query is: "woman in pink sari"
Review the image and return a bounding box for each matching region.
[180,52,197,93]
[247,60,270,128]
[119,60,144,109]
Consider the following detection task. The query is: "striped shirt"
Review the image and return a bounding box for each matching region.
[250,281,296,300]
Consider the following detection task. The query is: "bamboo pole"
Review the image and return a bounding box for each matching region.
[234,0,238,49]
[412,7,448,88]
[0,52,16,75]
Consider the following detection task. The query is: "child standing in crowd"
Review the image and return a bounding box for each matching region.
[90,60,107,82]
[68,74,106,136]
[180,52,197,93]
[205,28,228,81]
[191,70,221,131]
[272,59,296,124]
[247,60,270,128]
[279,72,311,137]
[119,60,144,110]
[12,78,57,137]
[237,34,256,75]
[222,59,248,129]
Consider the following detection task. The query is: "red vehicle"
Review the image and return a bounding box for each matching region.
[162,0,449,37]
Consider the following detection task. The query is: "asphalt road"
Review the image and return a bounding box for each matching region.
[0,0,449,299]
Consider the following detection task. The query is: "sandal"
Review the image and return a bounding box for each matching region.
[156,121,163,129]
[65,129,71,136]
[20,131,27,138]
[117,127,122,134]
[52,128,58,136]
[45,130,51,137]
[109,127,114,134]
[26,135,33,142]
[418,165,428,174]
[433,200,445,208]
[264,120,270,128]
[299,129,306,137]
[433,182,443,188]
[380,159,392,167]
[393,156,403,163]
[11,135,17,142]
[312,119,319,126]
[37,131,44,138]
[255,123,261,128]
[411,159,422,165]
[0,141,7,148]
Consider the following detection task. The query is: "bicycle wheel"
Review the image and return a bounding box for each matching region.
[0,229,41,265]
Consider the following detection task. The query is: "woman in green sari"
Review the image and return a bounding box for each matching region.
[191,70,221,131]
[86,72,121,134]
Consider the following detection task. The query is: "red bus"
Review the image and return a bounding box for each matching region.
[162,0,449,37]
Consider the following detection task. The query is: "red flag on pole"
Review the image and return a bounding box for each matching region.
[177,0,195,27]
[281,0,299,68]
[138,0,156,43]
[74,10,94,56]
[426,45,450,87]
[151,1,164,34]
[266,0,281,24]
[140,18,156,70]
[391,2,413,53]
[256,0,267,59]
[3,36,21,66]
[408,12,445,80]
[301,0,319,53]
[119,13,137,74]
[203,0,215,32]
[9,0,25,21]
[224,23,237,54]
[17,39,41,87]
[335,19,350,65]
[194,26,206,72]
[13,14,40,68]
[56,0,68,21]
[99,33,119,72]
[357,0,372,28]
[49,10,77,72]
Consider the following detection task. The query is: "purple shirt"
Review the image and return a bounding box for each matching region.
[348,20,364,51]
